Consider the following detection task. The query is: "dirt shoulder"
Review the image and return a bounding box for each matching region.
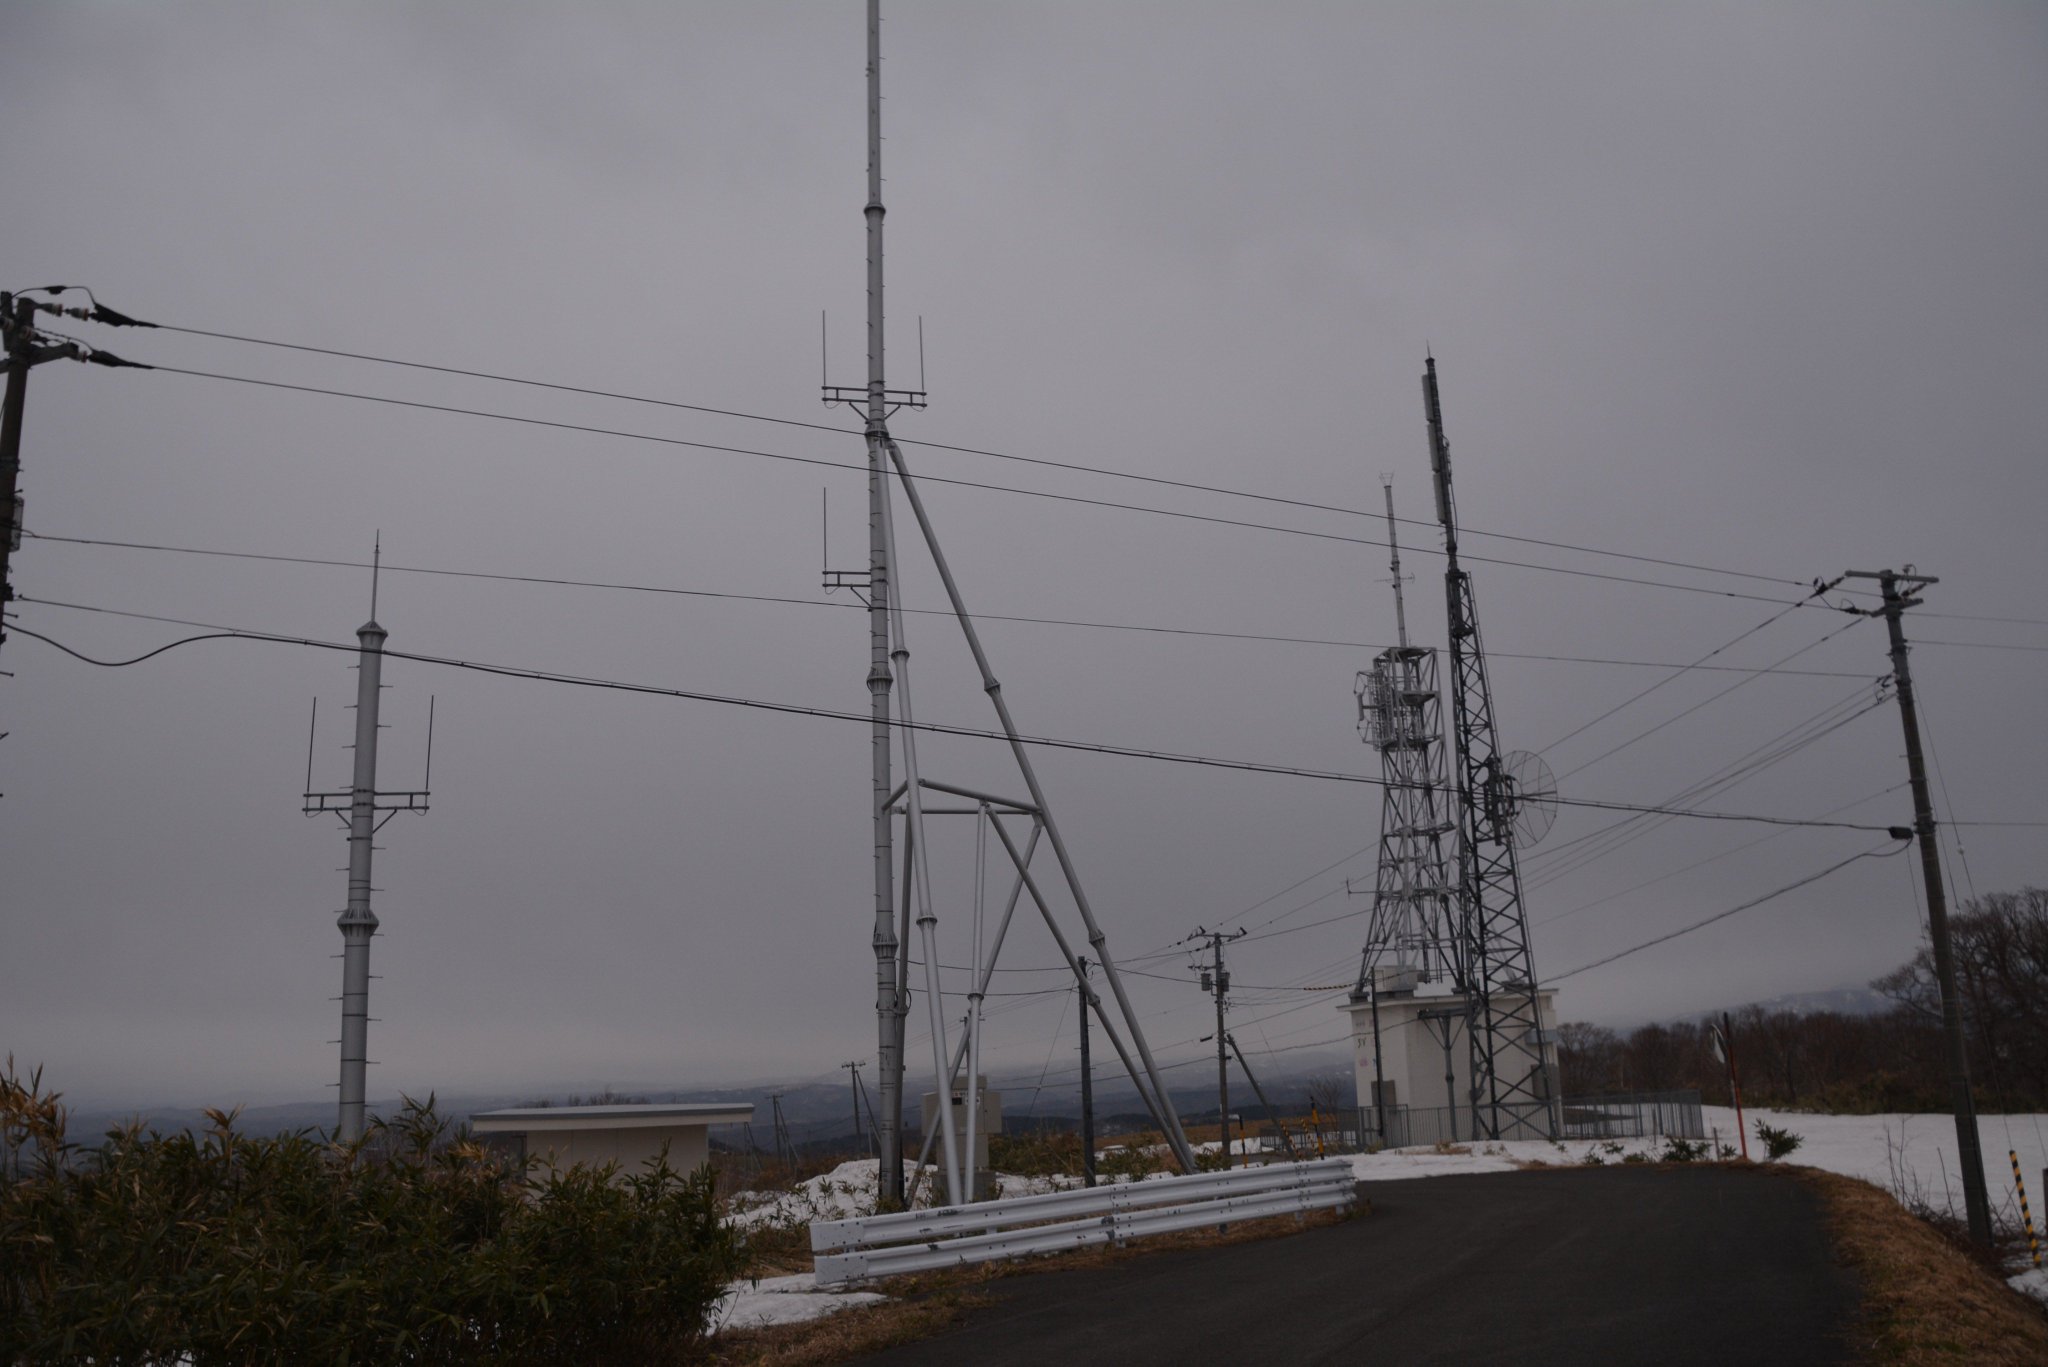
[1801,1167,2048,1365]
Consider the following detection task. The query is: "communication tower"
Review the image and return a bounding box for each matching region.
[1423,356,1560,1140]
[1353,481,1462,994]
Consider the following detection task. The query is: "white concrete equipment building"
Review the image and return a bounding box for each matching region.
[1345,966,1559,1146]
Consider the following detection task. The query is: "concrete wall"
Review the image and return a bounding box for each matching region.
[1348,987,1560,1140]
[520,1124,712,1179]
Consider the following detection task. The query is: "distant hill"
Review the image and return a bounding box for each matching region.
[57,1047,1359,1147]
[1736,985,1893,1018]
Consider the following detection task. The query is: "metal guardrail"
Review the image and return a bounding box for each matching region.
[810,1158,1357,1285]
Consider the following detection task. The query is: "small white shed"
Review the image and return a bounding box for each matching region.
[469,1102,753,1178]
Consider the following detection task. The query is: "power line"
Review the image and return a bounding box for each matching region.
[1532,782,1908,929]
[15,597,1938,838]
[20,528,1880,677]
[1525,685,1892,890]
[1549,841,1913,983]
[1536,594,1813,755]
[1553,615,1869,782]
[126,362,1836,607]
[135,317,1837,595]
[59,311,2048,632]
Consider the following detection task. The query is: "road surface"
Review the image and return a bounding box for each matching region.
[851,1166,1859,1366]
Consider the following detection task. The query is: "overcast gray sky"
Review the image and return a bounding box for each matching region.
[3,2,2043,1112]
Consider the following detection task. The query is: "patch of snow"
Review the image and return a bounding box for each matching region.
[1698,1105,2048,1231]
[1347,1141,1550,1181]
[711,1272,886,1331]
[726,1159,895,1229]
[2008,1265,2048,1307]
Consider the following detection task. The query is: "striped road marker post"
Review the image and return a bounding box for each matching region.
[2011,1150,2041,1270]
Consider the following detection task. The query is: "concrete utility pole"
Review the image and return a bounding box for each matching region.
[1846,567,1993,1247]
[1196,928,1245,1166]
[1078,956,1096,1186]
[0,289,154,673]
[843,1060,867,1148]
[0,284,148,802]
[0,293,42,662]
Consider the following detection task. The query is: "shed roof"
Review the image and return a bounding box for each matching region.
[469,1102,754,1134]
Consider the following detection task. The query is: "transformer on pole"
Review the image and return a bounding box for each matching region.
[1423,356,1558,1141]
[303,543,431,1142]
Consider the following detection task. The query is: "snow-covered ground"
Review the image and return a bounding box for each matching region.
[715,1110,2048,1330]
[1339,1105,2048,1212]
[710,1272,886,1331]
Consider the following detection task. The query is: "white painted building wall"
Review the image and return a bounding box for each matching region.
[1346,981,1560,1142]
[470,1102,754,1179]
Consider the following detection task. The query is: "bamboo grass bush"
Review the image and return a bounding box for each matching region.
[0,1060,743,1365]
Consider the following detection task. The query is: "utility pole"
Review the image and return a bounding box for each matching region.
[842,1060,870,1153]
[1,293,47,662]
[1845,567,1992,1247]
[0,287,152,672]
[770,1092,795,1168]
[1078,957,1096,1186]
[1196,928,1245,1166]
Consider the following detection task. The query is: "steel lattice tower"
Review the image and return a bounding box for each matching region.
[1423,356,1556,1140]
[1353,483,1461,994]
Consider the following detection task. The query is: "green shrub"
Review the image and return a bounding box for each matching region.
[986,1129,1083,1178]
[1754,1119,1804,1161]
[1660,1137,1710,1163]
[0,1062,742,1365]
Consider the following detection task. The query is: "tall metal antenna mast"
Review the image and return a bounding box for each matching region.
[1423,355,1557,1141]
[824,1,1194,1204]
[1384,481,1409,650]
[303,549,431,1142]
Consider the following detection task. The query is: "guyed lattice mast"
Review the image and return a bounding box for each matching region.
[828,0,1195,1206]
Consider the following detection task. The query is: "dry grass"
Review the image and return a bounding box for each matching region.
[707,1202,1362,1366]
[701,1282,991,1367]
[1802,1168,2048,1364]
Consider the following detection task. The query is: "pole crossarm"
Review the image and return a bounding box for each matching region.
[302,789,430,815]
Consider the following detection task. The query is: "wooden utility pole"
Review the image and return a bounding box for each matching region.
[1846,567,1992,1247]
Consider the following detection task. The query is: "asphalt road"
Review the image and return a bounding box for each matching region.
[850,1166,1860,1366]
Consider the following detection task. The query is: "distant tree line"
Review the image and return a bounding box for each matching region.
[1556,888,2048,1113]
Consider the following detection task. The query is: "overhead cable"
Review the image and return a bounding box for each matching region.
[14,597,1932,836]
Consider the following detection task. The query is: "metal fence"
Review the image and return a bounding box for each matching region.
[1258,1089,1705,1154]
[1556,1090,1704,1141]
[810,1158,1357,1285]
